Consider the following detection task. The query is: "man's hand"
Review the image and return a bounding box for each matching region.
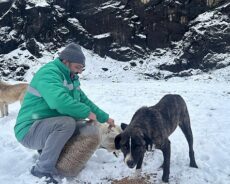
[88,112,97,121]
[107,118,115,129]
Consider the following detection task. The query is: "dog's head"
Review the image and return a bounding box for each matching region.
[114,123,148,168]
[99,123,122,156]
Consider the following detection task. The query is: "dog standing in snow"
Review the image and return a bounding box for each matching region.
[0,81,28,117]
[115,94,198,183]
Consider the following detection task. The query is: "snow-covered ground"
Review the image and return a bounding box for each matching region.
[1,50,230,183]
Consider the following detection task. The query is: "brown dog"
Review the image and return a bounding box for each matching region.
[115,94,198,183]
[0,81,28,117]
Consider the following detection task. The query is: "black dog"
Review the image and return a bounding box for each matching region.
[115,94,198,182]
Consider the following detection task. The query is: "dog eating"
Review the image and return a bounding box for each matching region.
[115,94,198,183]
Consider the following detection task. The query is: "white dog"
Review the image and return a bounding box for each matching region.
[98,122,122,156]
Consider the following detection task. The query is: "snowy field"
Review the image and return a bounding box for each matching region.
[0,0,230,183]
[0,39,230,184]
[0,77,230,184]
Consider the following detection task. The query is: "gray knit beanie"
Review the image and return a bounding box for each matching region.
[59,43,85,66]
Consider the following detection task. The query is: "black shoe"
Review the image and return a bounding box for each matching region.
[31,166,58,184]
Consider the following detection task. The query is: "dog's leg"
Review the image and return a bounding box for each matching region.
[0,102,4,118]
[136,155,144,176]
[179,113,198,168]
[161,139,171,183]
[4,103,8,116]
[130,155,144,179]
[136,154,144,170]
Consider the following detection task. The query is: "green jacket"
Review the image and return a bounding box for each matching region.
[15,58,109,141]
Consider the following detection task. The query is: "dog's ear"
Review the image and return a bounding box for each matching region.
[114,134,122,150]
[121,123,128,130]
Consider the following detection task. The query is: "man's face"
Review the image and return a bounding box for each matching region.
[64,61,85,74]
[69,63,85,74]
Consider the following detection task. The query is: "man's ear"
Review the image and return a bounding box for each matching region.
[121,123,128,131]
[114,134,121,149]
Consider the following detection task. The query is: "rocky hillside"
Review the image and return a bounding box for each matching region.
[0,0,229,80]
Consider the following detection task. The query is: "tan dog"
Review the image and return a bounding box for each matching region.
[88,120,122,154]
[97,122,122,156]
[0,81,28,117]
[83,120,122,153]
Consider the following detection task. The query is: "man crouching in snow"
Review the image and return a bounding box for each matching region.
[14,43,115,184]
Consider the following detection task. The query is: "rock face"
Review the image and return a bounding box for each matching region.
[0,0,229,79]
[0,54,29,81]
[158,2,230,74]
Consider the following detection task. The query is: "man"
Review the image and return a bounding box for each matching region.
[14,43,115,184]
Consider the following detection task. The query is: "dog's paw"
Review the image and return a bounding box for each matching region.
[147,144,156,151]
[129,169,142,179]
[162,175,169,184]
[135,168,142,176]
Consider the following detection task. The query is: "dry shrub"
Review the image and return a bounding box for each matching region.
[111,176,151,184]
[111,173,159,184]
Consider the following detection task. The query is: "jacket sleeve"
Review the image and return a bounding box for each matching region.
[80,90,109,123]
[36,69,91,119]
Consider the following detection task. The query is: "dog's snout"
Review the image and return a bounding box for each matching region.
[124,153,135,168]
[127,160,135,168]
